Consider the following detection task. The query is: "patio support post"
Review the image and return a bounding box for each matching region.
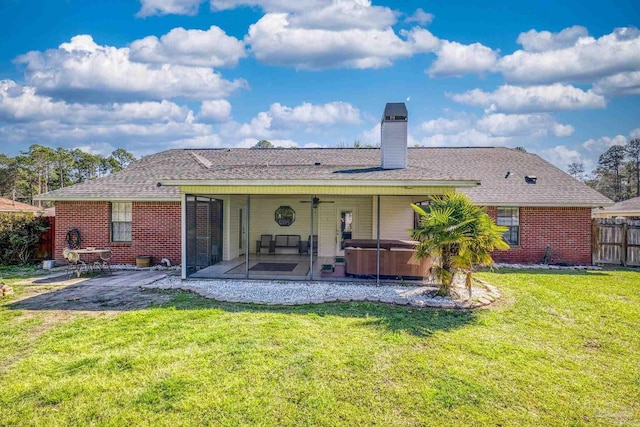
[376,195,381,285]
[245,195,250,278]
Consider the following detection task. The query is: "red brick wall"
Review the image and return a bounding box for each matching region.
[486,206,592,265]
[55,201,181,265]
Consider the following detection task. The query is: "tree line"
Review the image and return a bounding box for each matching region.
[567,138,640,202]
[0,145,136,207]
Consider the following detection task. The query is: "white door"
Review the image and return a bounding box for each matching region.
[336,207,356,257]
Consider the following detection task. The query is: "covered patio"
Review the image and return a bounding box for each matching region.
[171,190,468,283]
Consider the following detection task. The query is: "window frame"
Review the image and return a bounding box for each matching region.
[413,200,431,230]
[497,207,520,246]
[111,202,132,242]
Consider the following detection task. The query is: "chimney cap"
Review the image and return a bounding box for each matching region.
[382,103,408,121]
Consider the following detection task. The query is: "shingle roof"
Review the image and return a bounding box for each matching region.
[36,147,612,207]
[600,196,640,212]
[0,197,43,213]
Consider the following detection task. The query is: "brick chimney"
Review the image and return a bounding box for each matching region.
[381,102,408,169]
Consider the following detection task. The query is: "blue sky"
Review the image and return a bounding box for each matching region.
[1,0,638,173]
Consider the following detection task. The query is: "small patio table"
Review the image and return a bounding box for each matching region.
[66,248,112,277]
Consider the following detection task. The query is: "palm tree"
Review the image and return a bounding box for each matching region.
[410,193,510,297]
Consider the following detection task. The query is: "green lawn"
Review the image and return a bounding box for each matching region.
[0,269,639,426]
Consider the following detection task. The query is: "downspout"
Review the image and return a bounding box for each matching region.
[245,195,250,278]
[309,195,314,280]
[181,193,187,279]
[376,195,381,285]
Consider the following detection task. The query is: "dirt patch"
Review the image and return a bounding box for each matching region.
[7,271,174,312]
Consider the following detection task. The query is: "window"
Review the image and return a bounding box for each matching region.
[413,200,431,229]
[497,207,519,246]
[111,202,132,242]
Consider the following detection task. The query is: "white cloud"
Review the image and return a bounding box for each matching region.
[427,40,498,77]
[582,134,629,152]
[246,13,412,69]
[476,113,573,138]
[168,134,224,148]
[539,145,586,170]
[211,0,396,30]
[553,123,575,137]
[498,27,640,84]
[219,100,361,143]
[540,128,640,173]
[268,101,360,125]
[0,79,220,156]
[405,8,433,25]
[403,27,440,53]
[412,110,574,150]
[0,80,193,124]
[198,99,232,122]
[448,84,606,113]
[210,0,322,13]
[417,129,511,147]
[137,0,203,17]
[593,71,640,96]
[0,119,217,156]
[226,111,275,139]
[358,123,381,146]
[631,128,640,139]
[516,26,589,52]
[0,80,67,121]
[15,35,247,102]
[287,1,397,31]
[130,26,246,67]
[420,117,471,134]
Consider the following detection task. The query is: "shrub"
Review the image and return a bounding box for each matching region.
[0,214,50,265]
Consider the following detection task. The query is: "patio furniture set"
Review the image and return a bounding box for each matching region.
[256,234,318,255]
[62,247,112,278]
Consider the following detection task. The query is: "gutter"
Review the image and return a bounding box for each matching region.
[33,195,181,202]
[156,178,482,188]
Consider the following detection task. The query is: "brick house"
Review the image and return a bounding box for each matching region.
[37,104,612,280]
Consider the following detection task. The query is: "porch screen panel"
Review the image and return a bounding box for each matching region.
[196,200,210,268]
[186,195,224,277]
[185,195,197,276]
[210,199,223,264]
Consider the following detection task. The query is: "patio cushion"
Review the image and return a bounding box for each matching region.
[274,235,301,248]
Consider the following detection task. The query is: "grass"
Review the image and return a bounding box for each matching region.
[0,264,43,284]
[0,269,639,426]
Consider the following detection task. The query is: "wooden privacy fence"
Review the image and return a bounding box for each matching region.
[592,218,640,266]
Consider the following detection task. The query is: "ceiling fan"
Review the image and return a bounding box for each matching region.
[300,196,335,208]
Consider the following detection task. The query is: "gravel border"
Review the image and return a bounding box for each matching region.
[143,276,502,309]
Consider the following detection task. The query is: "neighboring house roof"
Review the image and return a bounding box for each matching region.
[593,196,640,217]
[36,147,612,207]
[0,197,43,213]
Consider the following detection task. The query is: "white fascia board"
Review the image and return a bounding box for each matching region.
[34,196,181,202]
[475,201,615,208]
[157,179,481,188]
[595,209,640,216]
